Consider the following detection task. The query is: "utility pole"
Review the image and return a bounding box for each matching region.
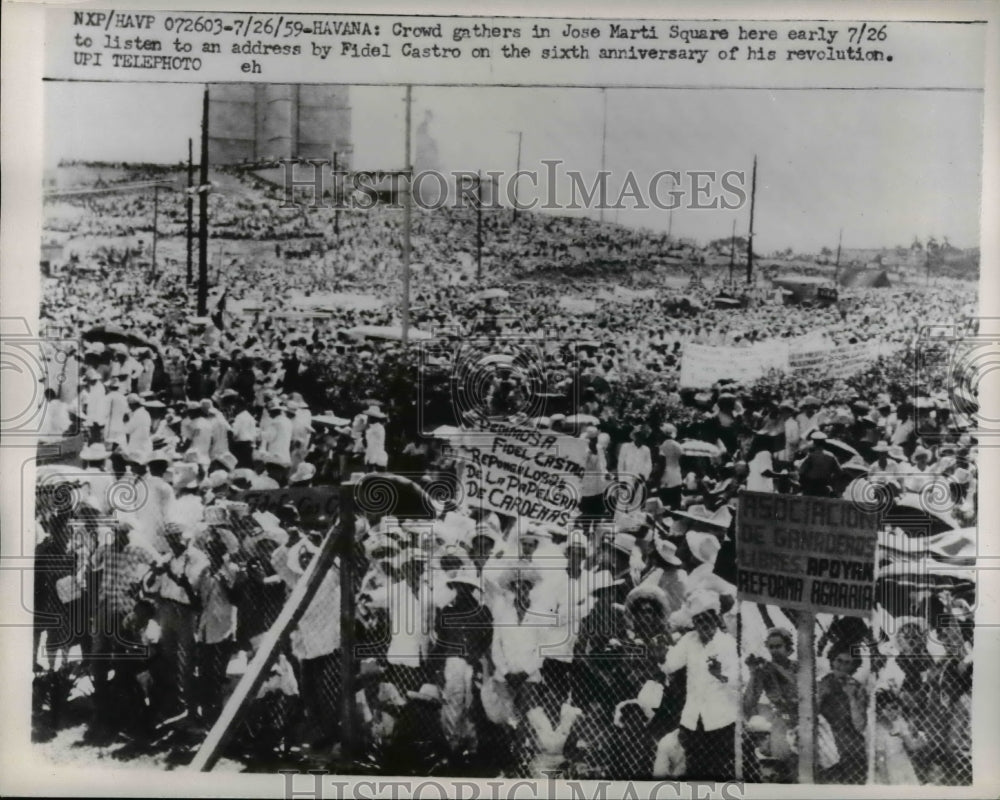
[151,183,159,282]
[333,151,340,242]
[186,138,193,285]
[476,170,483,281]
[599,88,608,224]
[401,85,412,346]
[511,130,523,224]
[834,227,843,285]
[746,155,757,285]
[668,208,673,240]
[729,217,737,282]
[197,87,210,316]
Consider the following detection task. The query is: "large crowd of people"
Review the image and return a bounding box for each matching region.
[31,165,978,783]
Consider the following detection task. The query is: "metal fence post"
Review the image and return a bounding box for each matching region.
[339,479,358,759]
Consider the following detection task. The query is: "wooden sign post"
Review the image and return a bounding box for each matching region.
[797,613,816,784]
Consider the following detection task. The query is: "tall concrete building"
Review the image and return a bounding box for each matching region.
[207,85,351,165]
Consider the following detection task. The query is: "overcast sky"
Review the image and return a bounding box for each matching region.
[45,82,984,253]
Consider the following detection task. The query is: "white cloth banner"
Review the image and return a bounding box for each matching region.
[558,296,598,314]
[678,341,789,388]
[680,337,904,387]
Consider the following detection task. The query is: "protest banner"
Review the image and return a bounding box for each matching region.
[558,296,598,314]
[789,339,884,377]
[444,422,588,526]
[611,286,658,302]
[678,340,789,388]
[243,486,339,528]
[736,490,880,617]
[681,336,904,387]
[289,291,384,312]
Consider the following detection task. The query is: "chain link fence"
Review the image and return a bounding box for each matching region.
[31,474,974,785]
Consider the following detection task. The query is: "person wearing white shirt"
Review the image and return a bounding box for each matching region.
[231,399,258,468]
[203,400,232,462]
[658,421,685,506]
[122,354,143,392]
[579,430,610,530]
[131,453,174,553]
[123,394,152,459]
[889,406,915,450]
[489,570,546,686]
[781,403,801,462]
[617,427,652,491]
[261,403,293,466]
[375,552,432,694]
[186,407,214,466]
[103,380,130,448]
[137,351,155,394]
[662,590,738,779]
[364,408,389,471]
[290,401,313,470]
[867,442,901,484]
[271,537,341,746]
[902,446,935,493]
[147,523,209,721]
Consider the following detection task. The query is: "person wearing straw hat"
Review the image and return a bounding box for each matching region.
[624,585,671,675]
[431,570,492,759]
[868,440,901,483]
[194,528,244,724]
[638,533,688,617]
[466,525,500,576]
[288,461,316,487]
[490,564,546,694]
[797,430,842,497]
[146,522,209,725]
[903,445,934,493]
[796,394,824,443]
[363,406,388,472]
[662,589,738,779]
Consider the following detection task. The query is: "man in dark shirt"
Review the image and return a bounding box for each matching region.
[797,431,842,497]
